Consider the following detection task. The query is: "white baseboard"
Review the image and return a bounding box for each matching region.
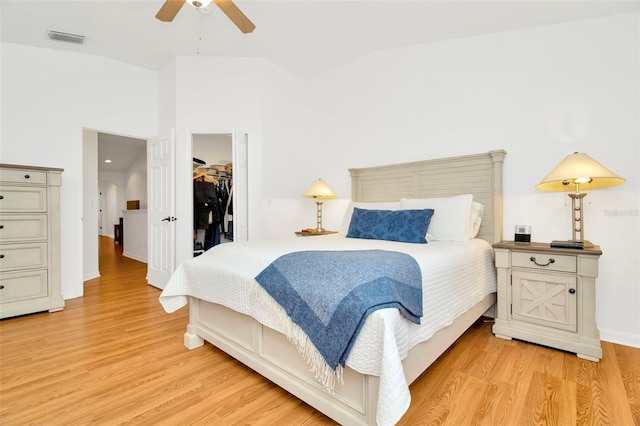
[123,251,148,264]
[600,328,640,349]
[83,271,100,281]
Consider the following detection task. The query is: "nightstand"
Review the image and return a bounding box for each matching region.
[492,241,602,361]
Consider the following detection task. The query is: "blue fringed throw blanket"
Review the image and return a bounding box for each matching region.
[254,250,423,376]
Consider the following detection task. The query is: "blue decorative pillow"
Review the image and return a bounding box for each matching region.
[346,208,435,243]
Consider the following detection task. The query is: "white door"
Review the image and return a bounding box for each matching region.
[232,130,248,242]
[147,134,176,289]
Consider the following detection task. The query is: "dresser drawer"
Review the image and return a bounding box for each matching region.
[0,168,48,185]
[0,186,47,213]
[512,251,576,273]
[0,269,48,303]
[0,242,48,271]
[0,215,48,242]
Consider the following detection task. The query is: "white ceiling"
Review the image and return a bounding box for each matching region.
[3,1,637,170]
[2,1,638,78]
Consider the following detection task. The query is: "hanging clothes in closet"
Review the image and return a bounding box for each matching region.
[224,182,233,241]
[193,170,223,251]
[217,162,233,242]
[206,163,233,244]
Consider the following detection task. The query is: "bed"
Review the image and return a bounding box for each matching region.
[160,150,506,425]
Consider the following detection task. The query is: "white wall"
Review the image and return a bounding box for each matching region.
[122,210,147,263]
[125,152,148,209]
[158,59,177,139]
[1,43,158,299]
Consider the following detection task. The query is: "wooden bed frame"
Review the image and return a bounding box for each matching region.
[183,150,506,425]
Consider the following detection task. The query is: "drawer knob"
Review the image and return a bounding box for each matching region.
[0,284,4,290]
[0,195,3,200]
[0,254,4,259]
[24,174,30,179]
[529,256,555,267]
[0,225,3,230]
[569,288,576,294]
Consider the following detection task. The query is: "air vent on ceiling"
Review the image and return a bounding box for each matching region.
[48,30,85,44]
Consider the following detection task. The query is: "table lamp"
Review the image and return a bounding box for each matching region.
[536,152,625,247]
[302,179,337,232]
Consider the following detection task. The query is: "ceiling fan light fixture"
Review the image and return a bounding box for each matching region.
[186,0,212,8]
[48,30,85,44]
[156,0,255,33]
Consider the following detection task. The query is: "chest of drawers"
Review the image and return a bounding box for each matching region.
[492,241,602,361]
[0,164,64,318]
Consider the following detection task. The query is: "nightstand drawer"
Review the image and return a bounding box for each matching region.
[0,242,48,271]
[512,251,576,273]
[0,269,48,303]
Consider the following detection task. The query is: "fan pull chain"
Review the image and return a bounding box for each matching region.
[196,12,202,55]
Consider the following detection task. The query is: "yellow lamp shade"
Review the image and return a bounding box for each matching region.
[302,179,338,200]
[536,152,626,192]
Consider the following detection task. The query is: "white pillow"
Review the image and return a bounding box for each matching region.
[339,201,401,235]
[469,201,485,239]
[400,194,473,241]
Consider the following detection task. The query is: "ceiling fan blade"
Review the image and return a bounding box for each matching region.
[156,0,186,22]
[213,0,256,33]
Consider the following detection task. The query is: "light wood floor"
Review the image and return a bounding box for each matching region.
[1,237,639,425]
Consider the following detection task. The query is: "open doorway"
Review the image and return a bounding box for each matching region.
[82,129,147,281]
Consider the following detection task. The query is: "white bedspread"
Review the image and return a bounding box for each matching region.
[160,235,496,425]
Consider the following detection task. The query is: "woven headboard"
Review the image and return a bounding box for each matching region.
[348,150,506,244]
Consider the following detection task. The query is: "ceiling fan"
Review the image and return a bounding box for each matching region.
[156,0,255,34]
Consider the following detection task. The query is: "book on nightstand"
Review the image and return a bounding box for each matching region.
[550,240,584,249]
